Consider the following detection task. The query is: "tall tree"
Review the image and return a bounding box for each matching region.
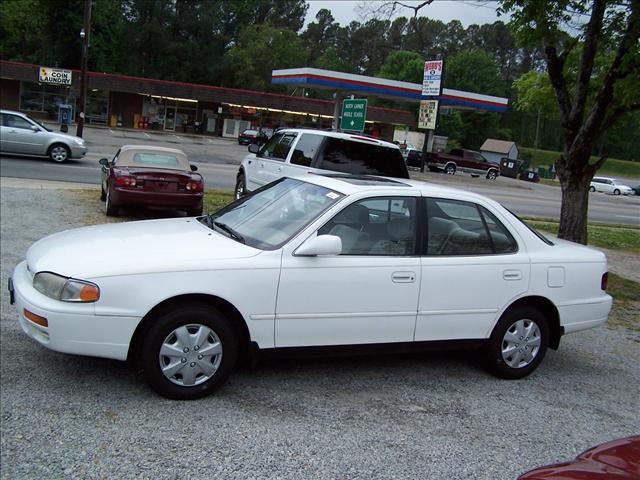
[500,0,640,243]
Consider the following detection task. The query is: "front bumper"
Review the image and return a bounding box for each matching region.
[70,144,88,158]
[9,260,139,361]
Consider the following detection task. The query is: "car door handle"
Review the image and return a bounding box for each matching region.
[260,161,265,167]
[392,271,416,283]
[276,166,282,172]
[503,270,522,281]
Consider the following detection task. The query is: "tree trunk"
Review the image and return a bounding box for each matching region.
[557,157,592,244]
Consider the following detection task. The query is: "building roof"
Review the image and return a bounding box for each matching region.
[272,67,509,112]
[480,139,517,154]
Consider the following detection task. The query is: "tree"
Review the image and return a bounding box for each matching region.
[377,50,424,83]
[500,0,640,244]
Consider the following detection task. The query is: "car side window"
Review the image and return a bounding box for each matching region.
[473,153,486,162]
[258,133,284,158]
[478,206,518,254]
[426,198,493,255]
[318,197,417,256]
[3,114,33,130]
[291,133,324,167]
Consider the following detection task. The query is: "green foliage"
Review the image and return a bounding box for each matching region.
[377,50,423,83]
[512,71,557,114]
[519,147,640,176]
[203,190,234,214]
[445,48,506,97]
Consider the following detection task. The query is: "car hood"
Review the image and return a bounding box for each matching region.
[46,130,85,144]
[26,217,261,278]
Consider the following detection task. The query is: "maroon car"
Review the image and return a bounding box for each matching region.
[99,145,203,217]
[519,435,640,479]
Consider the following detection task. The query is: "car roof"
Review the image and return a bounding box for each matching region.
[0,109,28,117]
[274,128,400,149]
[119,145,187,156]
[289,172,495,204]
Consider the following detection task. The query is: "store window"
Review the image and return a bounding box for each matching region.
[86,89,109,124]
[20,81,75,118]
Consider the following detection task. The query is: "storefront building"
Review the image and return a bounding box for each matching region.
[0,61,416,140]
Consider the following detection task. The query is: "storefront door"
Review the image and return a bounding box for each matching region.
[164,106,176,131]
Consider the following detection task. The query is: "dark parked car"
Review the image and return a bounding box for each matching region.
[518,435,640,479]
[99,145,203,217]
[238,129,268,146]
[427,148,500,179]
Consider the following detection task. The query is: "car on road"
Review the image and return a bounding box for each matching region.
[589,176,634,195]
[234,128,410,199]
[0,108,87,162]
[9,174,612,400]
[518,435,640,479]
[427,148,500,179]
[99,145,203,217]
[238,129,269,146]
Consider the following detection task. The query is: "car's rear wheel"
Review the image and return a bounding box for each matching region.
[187,207,203,217]
[234,172,246,200]
[445,164,456,175]
[614,188,621,195]
[48,143,70,162]
[486,169,498,180]
[139,304,239,400]
[589,186,596,192]
[484,306,549,379]
[100,184,106,201]
[105,189,118,216]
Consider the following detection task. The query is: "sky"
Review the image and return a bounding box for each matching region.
[305,0,507,28]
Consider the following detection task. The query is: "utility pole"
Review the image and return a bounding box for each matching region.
[76,0,92,138]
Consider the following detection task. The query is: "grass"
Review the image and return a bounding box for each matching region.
[525,218,640,254]
[608,273,640,303]
[606,273,640,332]
[203,190,234,213]
[520,147,640,179]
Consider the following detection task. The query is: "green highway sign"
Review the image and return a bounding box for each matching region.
[340,99,367,132]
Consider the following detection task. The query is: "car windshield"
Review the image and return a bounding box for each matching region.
[203,178,344,250]
[242,130,258,135]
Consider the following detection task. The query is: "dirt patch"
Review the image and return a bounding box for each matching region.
[600,248,640,283]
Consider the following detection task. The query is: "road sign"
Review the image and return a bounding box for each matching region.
[418,100,439,130]
[340,99,367,132]
[421,60,443,97]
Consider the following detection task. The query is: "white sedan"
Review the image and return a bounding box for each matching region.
[9,175,613,399]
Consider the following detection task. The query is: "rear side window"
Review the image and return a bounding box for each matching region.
[426,198,517,256]
[318,138,409,179]
[291,133,324,167]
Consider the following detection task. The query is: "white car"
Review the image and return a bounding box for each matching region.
[589,176,634,195]
[0,109,87,162]
[234,128,409,199]
[9,174,612,399]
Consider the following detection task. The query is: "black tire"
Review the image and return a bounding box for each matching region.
[445,164,456,175]
[100,184,106,201]
[483,306,549,380]
[105,189,118,216]
[486,169,498,180]
[48,143,70,162]
[614,189,620,195]
[589,186,596,192]
[428,166,438,172]
[234,172,246,200]
[139,304,239,400]
[187,207,203,217]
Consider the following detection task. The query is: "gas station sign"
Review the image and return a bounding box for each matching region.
[421,60,443,97]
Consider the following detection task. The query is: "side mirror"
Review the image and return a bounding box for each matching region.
[248,143,260,154]
[190,165,198,171]
[98,158,110,167]
[30,125,40,132]
[295,235,342,256]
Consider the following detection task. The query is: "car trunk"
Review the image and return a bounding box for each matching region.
[122,167,194,192]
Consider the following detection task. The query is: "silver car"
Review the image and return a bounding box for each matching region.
[0,109,87,162]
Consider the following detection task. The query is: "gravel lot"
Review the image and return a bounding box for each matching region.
[1,181,638,480]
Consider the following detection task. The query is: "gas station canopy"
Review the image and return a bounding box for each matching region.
[272,67,508,113]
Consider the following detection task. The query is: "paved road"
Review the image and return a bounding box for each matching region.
[1,125,639,225]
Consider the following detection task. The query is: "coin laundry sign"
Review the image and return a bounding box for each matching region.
[38,67,72,85]
[421,60,443,97]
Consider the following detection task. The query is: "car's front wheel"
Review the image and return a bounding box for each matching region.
[445,164,456,175]
[589,186,596,192]
[484,306,549,379]
[139,304,239,400]
[614,188,621,195]
[234,172,246,200]
[48,143,70,162]
[486,169,498,180]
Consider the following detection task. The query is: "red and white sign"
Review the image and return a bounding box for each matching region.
[421,60,443,97]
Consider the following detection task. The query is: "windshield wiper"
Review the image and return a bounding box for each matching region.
[213,220,245,244]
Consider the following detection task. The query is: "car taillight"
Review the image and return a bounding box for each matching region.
[186,181,202,192]
[601,272,608,291]
[115,176,136,187]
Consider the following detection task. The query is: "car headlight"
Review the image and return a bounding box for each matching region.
[73,138,85,146]
[33,272,99,302]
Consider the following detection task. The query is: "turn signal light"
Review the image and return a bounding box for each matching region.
[79,284,100,302]
[186,181,203,192]
[601,272,608,291]
[24,309,48,328]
